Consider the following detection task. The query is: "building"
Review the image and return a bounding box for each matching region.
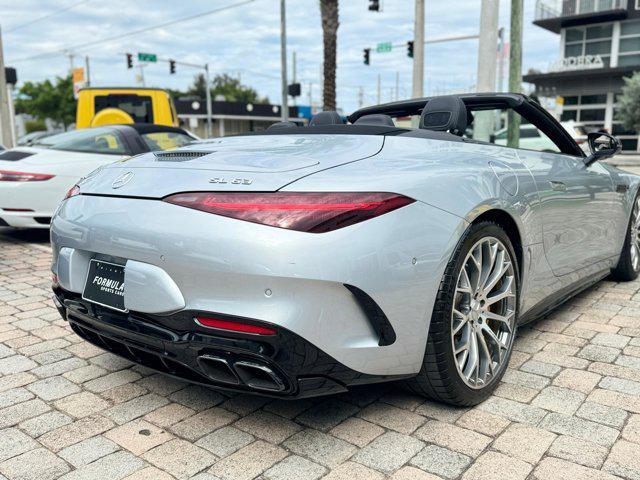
[174,98,310,138]
[524,0,640,151]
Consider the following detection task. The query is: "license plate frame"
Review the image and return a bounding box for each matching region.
[82,259,127,313]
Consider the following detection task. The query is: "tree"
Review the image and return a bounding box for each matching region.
[618,72,640,133]
[14,75,76,129]
[186,73,267,103]
[320,0,339,110]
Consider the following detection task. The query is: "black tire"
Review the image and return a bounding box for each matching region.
[611,194,640,282]
[406,221,520,406]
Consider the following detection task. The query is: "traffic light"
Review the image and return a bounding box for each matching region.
[288,83,301,97]
[407,41,414,58]
[368,0,379,11]
[169,60,176,74]
[363,48,370,65]
[126,53,133,69]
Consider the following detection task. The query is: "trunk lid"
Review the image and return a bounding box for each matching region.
[78,134,384,197]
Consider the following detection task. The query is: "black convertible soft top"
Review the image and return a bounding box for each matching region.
[257,93,584,157]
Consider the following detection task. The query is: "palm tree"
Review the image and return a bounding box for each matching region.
[320,0,339,110]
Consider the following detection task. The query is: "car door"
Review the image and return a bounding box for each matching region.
[520,148,623,277]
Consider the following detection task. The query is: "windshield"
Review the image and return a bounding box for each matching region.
[34,127,128,155]
[141,131,194,151]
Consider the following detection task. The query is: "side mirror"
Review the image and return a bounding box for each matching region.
[584,131,621,166]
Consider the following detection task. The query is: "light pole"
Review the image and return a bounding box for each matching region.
[411,0,425,99]
[507,0,523,148]
[473,0,499,142]
[205,63,213,138]
[0,25,13,148]
[280,0,288,122]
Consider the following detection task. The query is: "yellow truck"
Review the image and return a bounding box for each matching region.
[76,87,179,129]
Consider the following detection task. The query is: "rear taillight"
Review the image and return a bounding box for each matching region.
[195,316,276,335]
[64,185,80,200]
[163,192,415,233]
[0,170,54,182]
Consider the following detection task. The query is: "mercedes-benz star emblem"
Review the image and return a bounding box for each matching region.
[112,171,134,189]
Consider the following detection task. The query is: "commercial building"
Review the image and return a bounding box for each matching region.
[524,0,640,151]
[174,98,309,138]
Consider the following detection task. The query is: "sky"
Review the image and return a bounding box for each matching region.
[0,0,559,113]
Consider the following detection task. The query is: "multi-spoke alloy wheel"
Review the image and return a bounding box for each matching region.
[451,237,516,389]
[612,194,640,282]
[407,222,519,406]
[630,197,640,272]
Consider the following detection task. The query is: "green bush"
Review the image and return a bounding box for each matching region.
[24,119,46,134]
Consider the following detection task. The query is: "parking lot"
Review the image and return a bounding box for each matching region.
[0,227,640,480]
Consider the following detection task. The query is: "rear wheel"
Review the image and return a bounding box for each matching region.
[407,221,519,406]
[611,195,640,282]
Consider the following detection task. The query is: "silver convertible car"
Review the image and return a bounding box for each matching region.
[50,93,638,406]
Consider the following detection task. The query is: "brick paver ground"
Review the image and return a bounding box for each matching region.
[2,228,640,480]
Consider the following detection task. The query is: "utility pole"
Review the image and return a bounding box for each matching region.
[507,0,523,148]
[395,71,399,101]
[0,26,13,148]
[85,55,91,86]
[377,74,381,104]
[138,64,146,87]
[292,50,297,106]
[66,51,75,73]
[497,27,505,93]
[473,0,499,142]
[204,63,213,138]
[280,0,289,121]
[358,86,364,108]
[411,0,425,99]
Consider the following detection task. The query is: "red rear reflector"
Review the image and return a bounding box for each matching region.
[64,185,80,200]
[0,170,54,182]
[195,317,276,335]
[163,192,415,233]
[2,208,34,212]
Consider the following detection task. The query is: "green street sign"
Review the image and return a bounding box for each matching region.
[376,42,392,53]
[138,52,157,63]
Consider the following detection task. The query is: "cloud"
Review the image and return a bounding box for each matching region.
[1,0,559,112]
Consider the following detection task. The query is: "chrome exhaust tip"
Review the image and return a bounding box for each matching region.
[234,360,286,392]
[196,355,240,385]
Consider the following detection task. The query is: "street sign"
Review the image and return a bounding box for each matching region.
[376,42,392,53]
[138,52,157,63]
[72,67,85,99]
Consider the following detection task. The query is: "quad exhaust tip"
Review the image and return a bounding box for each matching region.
[196,355,286,392]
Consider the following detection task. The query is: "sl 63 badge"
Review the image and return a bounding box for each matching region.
[210,177,253,185]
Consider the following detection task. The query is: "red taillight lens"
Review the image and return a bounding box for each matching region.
[195,316,276,335]
[0,170,54,182]
[64,185,80,200]
[163,192,415,233]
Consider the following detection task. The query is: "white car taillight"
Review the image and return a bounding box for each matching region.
[0,170,55,182]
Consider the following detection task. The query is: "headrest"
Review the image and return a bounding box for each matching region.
[267,121,298,132]
[419,96,468,136]
[309,111,344,126]
[353,114,395,127]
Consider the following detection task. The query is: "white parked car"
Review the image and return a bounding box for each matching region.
[0,124,196,228]
[493,121,587,152]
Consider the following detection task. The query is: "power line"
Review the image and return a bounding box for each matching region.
[10,0,255,63]
[6,0,92,33]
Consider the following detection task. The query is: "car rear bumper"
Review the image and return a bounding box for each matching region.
[51,194,464,376]
[0,211,51,228]
[53,286,410,398]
